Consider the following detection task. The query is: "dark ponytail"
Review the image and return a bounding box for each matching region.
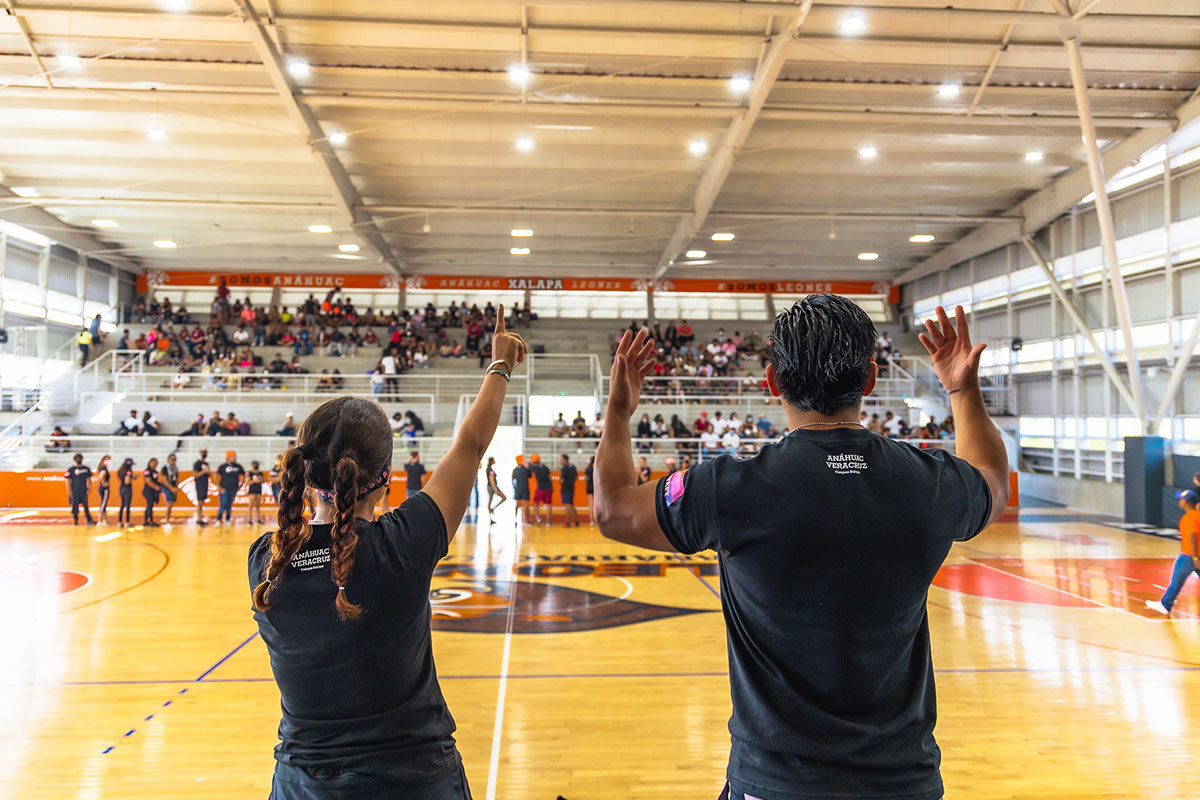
[331,455,363,620]
[253,397,390,621]
[252,446,312,613]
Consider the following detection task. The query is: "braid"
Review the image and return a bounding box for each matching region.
[252,446,312,612]
[331,455,363,620]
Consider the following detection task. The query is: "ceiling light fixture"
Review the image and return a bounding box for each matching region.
[728,75,752,93]
[688,139,708,155]
[59,53,83,70]
[328,130,347,145]
[838,12,867,35]
[511,229,533,237]
[908,234,935,243]
[711,232,735,241]
[286,59,311,78]
[91,219,119,228]
[153,240,177,249]
[937,82,961,99]
[146,126,167,141]
[510,247,531,255]
[533,124,594,131]
[515,136,535,152]
[858,144,877,159]
[1025,149,1045,162]
[338,243,360,252]
[422,214,432,234]
[307,224,332,233]
[857,251,879,261]
[160,0,188,10]
[507,64,532,85]
[685,249,707,258]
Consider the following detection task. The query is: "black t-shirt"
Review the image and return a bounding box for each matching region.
[142,469,160,496]
[65,465,91,495]
[637,466,651,485]
[97,465,109,489]
[404,462,426,490]
[217,462,245,491]
[530,463,551,491]
[559,464,578,497]
[270,467,282,488]
[512,465,531,497]
[585,464,594,494]
[248,493,457,781]
[247,470,264,494]
[194,460,210,488]
[655,429,992,800]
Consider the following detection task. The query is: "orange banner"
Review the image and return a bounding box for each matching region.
[138,271,895,300]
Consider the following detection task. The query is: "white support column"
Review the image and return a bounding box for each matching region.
[1152,309,1200,431]
[1070,210,1083,479]
[645,289,655,325]
[1005,244,1015,415]
[108,273,119,322]
[764,292,776,321]
[0,230,7,328]
[1063,33,1147,429]
[37,242,50,316]
[1049,224,1061,477]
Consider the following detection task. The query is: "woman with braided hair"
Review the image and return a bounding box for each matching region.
[249,305,527,800]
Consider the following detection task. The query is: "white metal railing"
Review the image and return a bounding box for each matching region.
[456,393,527,430]
[110,369,493,402]
[0,400,52,469]
[72,349,146,398]
[11,434,460,471]
[528,353,601,396]
[522,435,957,469]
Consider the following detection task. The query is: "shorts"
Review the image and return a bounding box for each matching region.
[161,489,177,503]
[560,493,575,506]
[270,756,471,800]
[533,488,552,504]
[514,491,530,502]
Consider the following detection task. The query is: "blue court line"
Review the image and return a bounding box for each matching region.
[194,631,260,682]
[98,633,259,755]
[674,551,722,600]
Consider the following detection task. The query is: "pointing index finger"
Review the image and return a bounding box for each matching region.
[495,304,506,335]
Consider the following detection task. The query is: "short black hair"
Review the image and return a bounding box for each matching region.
[766,293,877,416]
[1194,472,1200,484]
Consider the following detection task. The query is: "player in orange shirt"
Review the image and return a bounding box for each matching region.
[1146,490,1200,615]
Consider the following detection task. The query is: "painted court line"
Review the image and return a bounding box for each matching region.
[484,525,525,800]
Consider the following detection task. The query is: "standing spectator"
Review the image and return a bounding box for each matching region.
[404,452,426,500]
[160,453,180,525]
[636,456,651,486]
[142,458,163,527]
[193,448,212,526]
[371,364,385,396]
[77,327,94,366]
[247,461,266,526]
[96,454,112,525]
[485,456,506,522]
[89,314,104,350]
[215,450,245,525]
[559,454,579,528]
[64,453,94,525]
[381,348,400,397]
[116,458,135,527]
[512,455,532,525]
[529,453,552,525]
[269,454,284,505]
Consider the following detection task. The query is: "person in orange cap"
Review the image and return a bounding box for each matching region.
[512,455,531,524]
[215,448,245,524]
[529,453,552,525]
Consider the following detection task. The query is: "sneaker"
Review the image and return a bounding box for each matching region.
[1145,599,1170,615]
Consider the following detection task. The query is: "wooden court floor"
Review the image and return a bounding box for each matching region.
[3,502,1200,800]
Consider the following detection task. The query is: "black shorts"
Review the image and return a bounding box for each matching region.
[560,493,575,505]
[513,492,530,502]
[270,756,471,800]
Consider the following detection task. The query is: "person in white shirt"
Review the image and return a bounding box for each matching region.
[370,366,385,396]
[721,428,740,456]
[589,413,604,438]
[171,370,189,390]
[233,326,251,344]
[380,350,399,397]
[412,350,429,368]
[120,410,140,435]
[881,411,897,438]
[699,423,721,462]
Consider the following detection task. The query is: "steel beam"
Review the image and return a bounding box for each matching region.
[1152,309,1200,430]
[1020,236,1139,415]
[896,88,1200,285]
[653,0,815,279]
[966,0,1026,117]
[230,0,402,274]
[1063,33,1145,427]
[3,0,53,88]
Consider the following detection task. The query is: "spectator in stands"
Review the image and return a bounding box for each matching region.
[635,413,652,452]
[590,413,604,439]
[867,413,882,434]
[693,411,709,436]
[403,411,425,440]
[315,370,334,393]
[46,425,71,452]
[370,363,385,396]
[678,319,694,346]
[389,413,405,437]
[233,324,251,345]
[651,414,669,441]
[204,411,222,436]
[381,348,400,396]
[636,457,651,485]
[182,413,204,436]
[669,414,691,441]
[77,327,93,366]
[89,314,104,349]
[141,410,159,436]
[881,411,897,438]
[268,353,287,373]
[115,410,140,436]
[276,413,296,437]
[549,413,570,439]
[756,415,776,438]
[289,356,307,374]
[721,424,740,456]
[295,324,313,356]
[699,422,720,461]
[571,411,589,439]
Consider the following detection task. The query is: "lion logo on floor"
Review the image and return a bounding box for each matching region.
[430,581,709,633]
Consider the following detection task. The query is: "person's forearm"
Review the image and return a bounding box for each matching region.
[950,386,1010,485]
[455,373,509,461]
[594,404,637,528]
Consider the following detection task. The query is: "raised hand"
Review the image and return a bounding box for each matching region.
[608,329,656,418]
[918,305,986,393]
[491,304,527,370]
